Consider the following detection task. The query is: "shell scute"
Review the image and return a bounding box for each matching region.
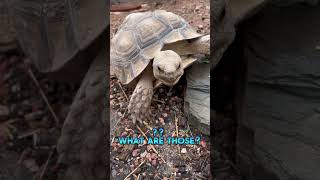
[111,10,202,84]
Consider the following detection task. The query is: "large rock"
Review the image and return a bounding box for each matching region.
[184,62,210,135]
[237,3,320,180]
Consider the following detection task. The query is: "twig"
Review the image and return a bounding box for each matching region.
[18,129,40,139]
[17,148,32,165]
[124,159,146,180]
[133,174,138,179]
[117,82,129,102]
[175,115,179,136]
[136,174,140,180]
[136,126,166,163]
[142,121,153,131]
[175,115,180,153]
[26,69,60,127]
[186,120,194,137]
[111,109,127,144]
[0,119,18,140]
[38,147,55,180]
[152,98,165,104]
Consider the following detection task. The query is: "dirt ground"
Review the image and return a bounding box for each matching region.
[0,54,78,180]
[110,0,211,179]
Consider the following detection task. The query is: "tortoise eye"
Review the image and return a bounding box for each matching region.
[178,64,181,69]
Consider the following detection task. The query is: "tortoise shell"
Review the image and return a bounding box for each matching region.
[111,10,202,84]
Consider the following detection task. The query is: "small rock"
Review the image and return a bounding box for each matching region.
[111,169,117,177]
[181,148,187,154]
[23,159,39,172]
[163,113,168,118]
[134,159,140,166]
[132,149,140,157]
[164,115,171,123]
[146,153,152,161]
[159,117,165,125]
[121,131,127,137]
[200,140,207,148]
[24,111,44,121]
[151,153,157,160]
[140,150,147,158]
[0,105,9,120]
[119,102,124,108]
[152,159,157,166]
[11,84,21,93]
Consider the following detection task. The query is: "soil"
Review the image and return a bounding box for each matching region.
[110,0,212,179]
[0,54,78,180]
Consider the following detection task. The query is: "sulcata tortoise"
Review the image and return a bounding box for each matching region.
[111,10,210,123]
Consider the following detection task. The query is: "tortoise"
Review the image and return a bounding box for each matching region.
[111,10,210,123]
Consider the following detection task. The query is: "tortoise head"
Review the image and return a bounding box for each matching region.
[152,50,184,86]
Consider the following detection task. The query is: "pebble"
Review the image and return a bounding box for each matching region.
[152,159,157,166]
[24,111,44,121]
[23,159,39,172]
[181,148,187,154]
[159,117,165,125]
[140,150,147,158]
[121,131,127,137]
[163,113,168,118]
[151,153,157,160]
[132,149,140,157]
[164,116,171,123]
[111,169,117,177]
[0,105,9,120]
[11,84,21,93]
[146,153,152,161]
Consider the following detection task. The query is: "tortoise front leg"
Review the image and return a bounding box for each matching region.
[128,66,154,124]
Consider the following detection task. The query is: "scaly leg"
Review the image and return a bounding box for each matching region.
[128,65,154,124]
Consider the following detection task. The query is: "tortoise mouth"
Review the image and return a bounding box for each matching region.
[159,74,182,86]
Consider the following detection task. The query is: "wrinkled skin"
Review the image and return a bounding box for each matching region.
[153,50,184,86]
